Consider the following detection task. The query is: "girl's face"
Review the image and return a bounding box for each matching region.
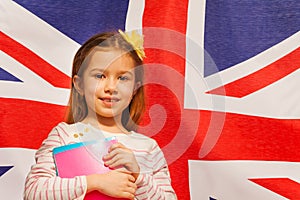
[74,49,138,122]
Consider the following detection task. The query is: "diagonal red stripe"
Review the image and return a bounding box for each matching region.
[0,32,70,88]
[249,178,300,199]
[207,47,300,98]
[0,97,67,149]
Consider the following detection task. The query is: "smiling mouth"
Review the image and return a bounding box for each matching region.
[100,97,120,103]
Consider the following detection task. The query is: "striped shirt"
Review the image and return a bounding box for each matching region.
[24,122,177,200]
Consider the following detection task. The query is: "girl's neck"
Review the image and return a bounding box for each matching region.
[81,116,130,134]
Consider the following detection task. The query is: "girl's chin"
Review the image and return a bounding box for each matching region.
[95,111,122,119]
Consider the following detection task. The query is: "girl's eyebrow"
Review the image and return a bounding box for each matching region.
[118,70,134,76]
[89,68,104,72]
[89,68,134,76]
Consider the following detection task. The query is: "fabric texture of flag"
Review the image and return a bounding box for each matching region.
[1,0,300,199]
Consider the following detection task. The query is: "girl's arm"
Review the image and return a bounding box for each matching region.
[24,127,87,200]
[104,140,177,200]
[134,143,177,200]
[86,169,137,199]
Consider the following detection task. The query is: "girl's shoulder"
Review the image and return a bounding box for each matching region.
[51,122,86,144]
[54,122,85,132]
[52,122,78,134]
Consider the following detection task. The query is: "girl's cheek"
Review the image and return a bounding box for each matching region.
[118,84,135,93]
[87,80,102,92]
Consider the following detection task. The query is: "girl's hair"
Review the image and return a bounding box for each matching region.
[65,32,145,131]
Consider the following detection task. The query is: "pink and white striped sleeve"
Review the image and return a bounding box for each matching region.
[24,126,87,200]
[134,142,177,200]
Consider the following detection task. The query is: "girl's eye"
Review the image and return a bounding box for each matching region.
[119,76,130,81]
[95,74,104,79]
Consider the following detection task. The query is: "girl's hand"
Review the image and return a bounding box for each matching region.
[103,142,140,179]
[87,169,137,199]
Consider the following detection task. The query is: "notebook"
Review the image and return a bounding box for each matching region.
[53,137,125,200]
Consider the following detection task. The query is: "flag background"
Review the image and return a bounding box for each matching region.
[1,0,300,199]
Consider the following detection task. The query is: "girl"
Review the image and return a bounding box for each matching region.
[24,30,177,200]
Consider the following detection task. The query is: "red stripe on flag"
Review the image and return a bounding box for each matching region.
[143,1,190,199]
[201,112,300,162]
[0,98,67,149]
[249,178,300,199]
[207,47,300,97]
[143,1,188,33]
[165,110,300,200]
[0,32,70,88]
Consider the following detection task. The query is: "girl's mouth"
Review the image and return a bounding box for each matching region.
[100,97,120,106]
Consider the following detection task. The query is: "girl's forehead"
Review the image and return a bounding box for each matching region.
[86,49,136,71]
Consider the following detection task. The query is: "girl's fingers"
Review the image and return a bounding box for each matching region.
[121,192,135,200]
[108,142,125,152]
[115,167,132,174]
[104,149,133,165]
[104,145,128,160]
[103,143,139,172]
[105,157,125,169]
[127,174,136,182]
[113,169,136,182]
[103,148,121,161]
[104,152,121,163]
[127,181,137,189]
[123,182,137,198]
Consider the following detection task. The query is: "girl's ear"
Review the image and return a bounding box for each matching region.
[73,75,84,95]
[133,81,141,95]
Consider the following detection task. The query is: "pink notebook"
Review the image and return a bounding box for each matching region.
[53,137,125,200]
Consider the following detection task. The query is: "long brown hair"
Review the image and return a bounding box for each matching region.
[66,32,145,131]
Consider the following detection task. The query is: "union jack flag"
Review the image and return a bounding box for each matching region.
[1,0,300,199]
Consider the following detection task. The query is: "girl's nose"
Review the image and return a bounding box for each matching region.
[103,78,118,94]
